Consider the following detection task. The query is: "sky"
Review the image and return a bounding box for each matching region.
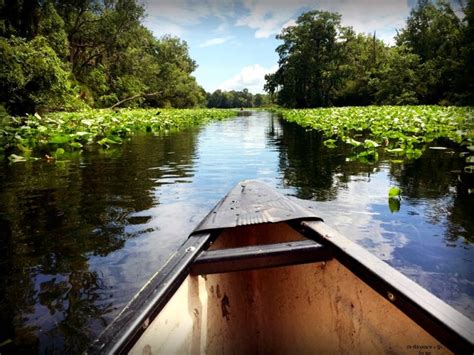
[142,0,417,94]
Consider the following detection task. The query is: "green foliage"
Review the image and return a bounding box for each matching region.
[388,186,401,199]
[0,108,236,161]
[371,46,421,105]
[265,11,348,107]
[0,36,72,114]
[388,186,401,213]
[396,0,464,104]
[266,1,473,106]
[206,89,271,108]
[37,0,69,59]
[0,0,207,114]
[275,105,473,160]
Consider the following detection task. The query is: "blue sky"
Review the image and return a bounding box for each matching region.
[142,0,415,94]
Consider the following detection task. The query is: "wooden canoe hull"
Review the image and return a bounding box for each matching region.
[130,223,451,354]
[90,181,474,354]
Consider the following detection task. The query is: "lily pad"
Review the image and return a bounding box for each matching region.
[49,135,71,144]
[323,139,337,148]
[345,138,362,147]
[464,165,474,174]
[8,154,27,162]
[70,142,83,149]
[386,148,404,153]
[388,186,401,199]
[364,139,380,148]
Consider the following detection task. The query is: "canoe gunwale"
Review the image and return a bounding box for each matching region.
[88,179,474,354]
[297,220,474,354]
[88,232,216,355]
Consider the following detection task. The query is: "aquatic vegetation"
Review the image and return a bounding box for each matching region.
[0,108,236,161]
[388,186,401,199]
[274,106,474,164]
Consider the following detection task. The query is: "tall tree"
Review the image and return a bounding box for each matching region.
[458,0,474,104]
[265,11,349,107]
[370,45,421,105]
[396,0,463,103]
[335,31,389,106]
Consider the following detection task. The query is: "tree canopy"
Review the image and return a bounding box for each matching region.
[265,0,474,107]
[0,0,205,114]
[206,89,271,108]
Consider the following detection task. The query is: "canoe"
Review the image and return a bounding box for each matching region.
[90,181,474,354]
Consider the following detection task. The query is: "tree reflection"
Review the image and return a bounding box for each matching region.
[0,128,200,352]
[269,116,473,245]
[390,148,473,244]
[268,116,382,200]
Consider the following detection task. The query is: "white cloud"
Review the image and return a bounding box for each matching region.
[143,18,186,37]
[199,36,233,48]
[143,0,411,44]
[217,64,278,93]
[144,0,238,26]
[235,0,410,43]
[281,19,297,30]
[213,22,230,35]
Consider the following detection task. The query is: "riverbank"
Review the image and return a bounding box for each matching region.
[0,108,237,162]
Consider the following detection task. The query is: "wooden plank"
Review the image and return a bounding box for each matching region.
[298,220,474,354]
[191,239,332,275]
[89,232,215,355]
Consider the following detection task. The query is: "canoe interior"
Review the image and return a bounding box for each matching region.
[130,223,449,354]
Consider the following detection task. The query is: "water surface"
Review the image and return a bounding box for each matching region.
[0,111,472,353]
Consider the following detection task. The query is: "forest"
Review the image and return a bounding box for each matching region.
[265,0,474,107]
[0,0,206,115]
[0,0,473,117]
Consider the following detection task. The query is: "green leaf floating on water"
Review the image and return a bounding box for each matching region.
[98,136,122,147]
[364,139,380,148]
[345,137,362,147]
[388,186,401,213]
[70,142,83,149]
[388,186,401,199]
[49,134,71,144]
[323,139,337,148]
[465,165,474,174]
[52,148,65,159]
[8,154,27,162]
[385,147,404,154]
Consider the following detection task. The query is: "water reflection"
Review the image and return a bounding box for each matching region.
[268,113,474,319]
[0,111,472,352]
[0,129,201,353]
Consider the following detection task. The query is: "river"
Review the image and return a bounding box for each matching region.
[0,111,472,353]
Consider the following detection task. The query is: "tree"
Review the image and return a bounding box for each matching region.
[334,31,389,106]
[396,0,463,103]
[0,0,207,112]
[37,0,69,59]
[370,46,421,105]
[206,89,270,108]
[457,0,474,104]
[0,36,72,114]
[265,11,349,107]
